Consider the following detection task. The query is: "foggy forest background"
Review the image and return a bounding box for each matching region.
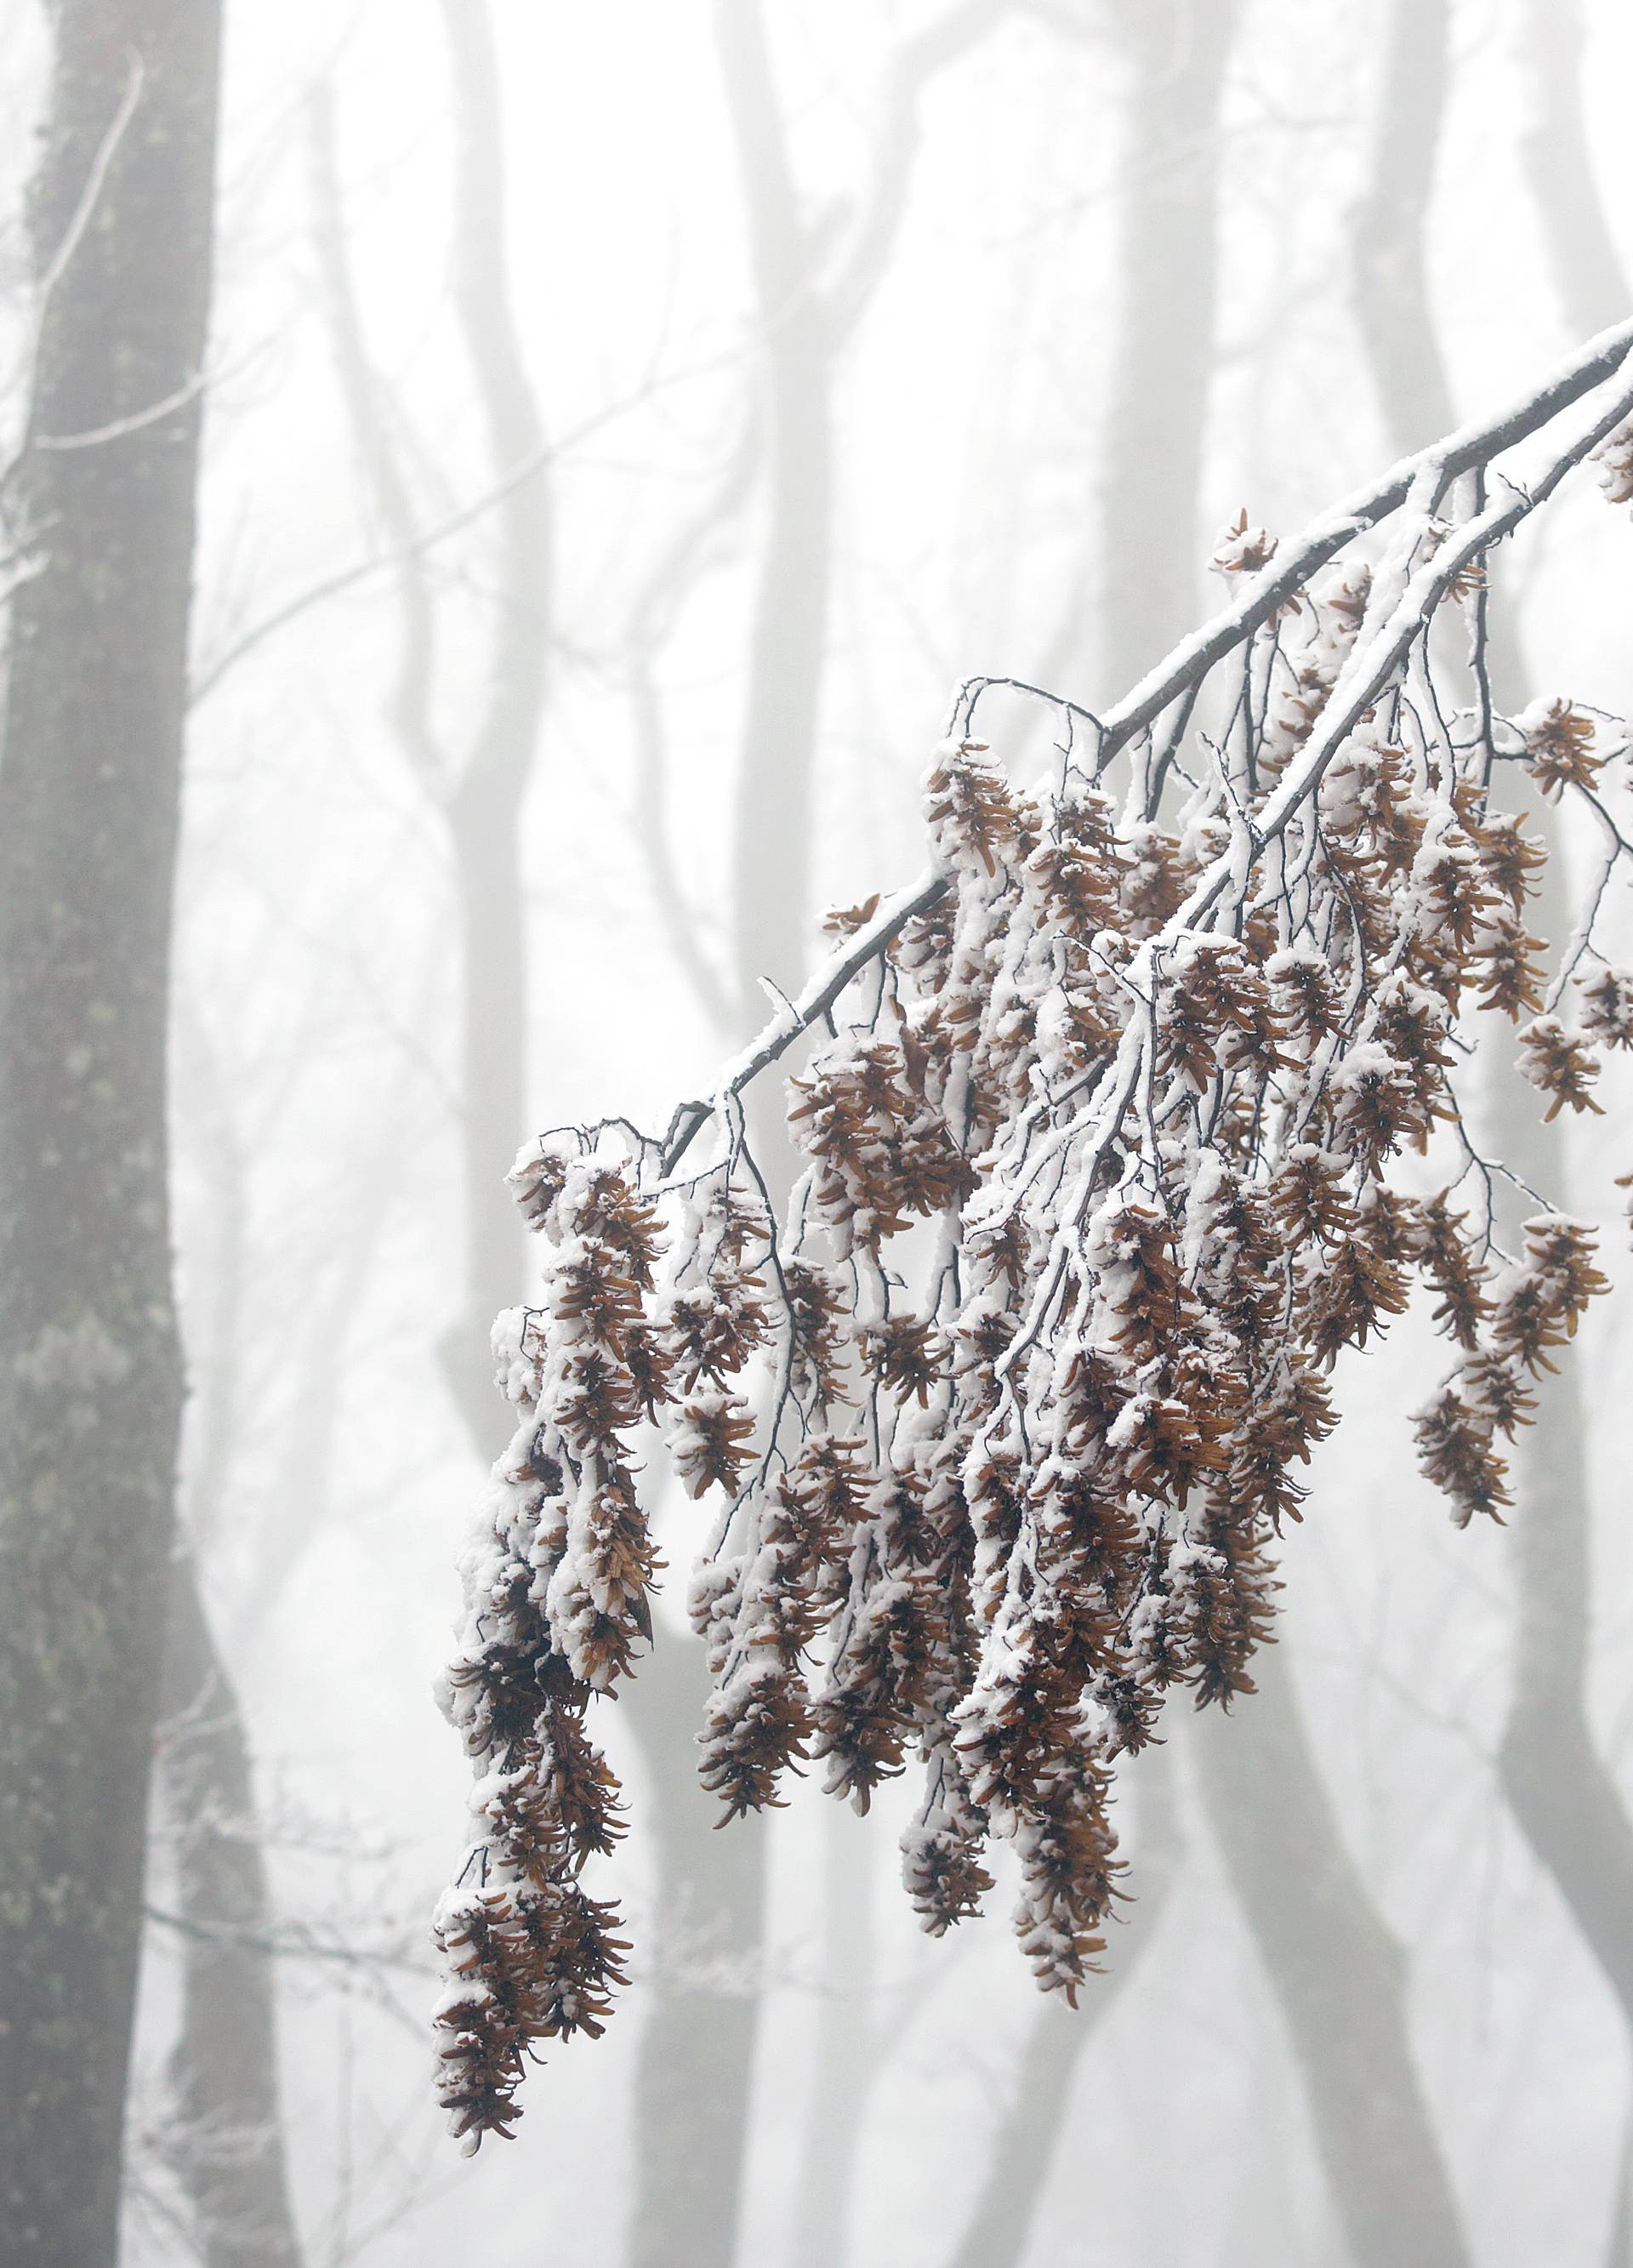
[6,1,1633,2263]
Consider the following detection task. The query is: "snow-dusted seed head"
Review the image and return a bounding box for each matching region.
[436,333,1633,2147]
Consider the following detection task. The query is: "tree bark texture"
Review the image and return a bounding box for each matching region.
[156,1560,304,2266]
[0,4,221,2262]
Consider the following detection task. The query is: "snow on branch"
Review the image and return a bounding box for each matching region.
[433,318,1633,2150]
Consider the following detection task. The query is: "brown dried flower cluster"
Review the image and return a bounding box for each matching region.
[436,346,1633,2148]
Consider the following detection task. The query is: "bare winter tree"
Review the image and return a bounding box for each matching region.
[0,5,223,2264]
[1170,11,1477,2264]
[1356,15,1633,2252]
[618,15,1019,2261]
[946,9,1236,2254]
[310,1,549,1452]
[992,11,1478,2260]
[431,317,1633,2210]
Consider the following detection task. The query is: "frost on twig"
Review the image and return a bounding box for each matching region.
[433,319,1633,2148]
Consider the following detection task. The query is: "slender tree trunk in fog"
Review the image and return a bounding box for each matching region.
[1501,0,1633,2052]
[624,1640,771,2268]
[1357,12,1633,2243]
[156,1562,303,2268]
[0,5,221,2261]
[438,0,549,1450]
[1349,0,1454,449]
[619,5,793,2202]
[1175,18,1482,2261]
[626,20,1010,2261]
[314,7,547,1453]
[159,1014,303,2266]
[788,1823,873,2268]
[1098,0,1240,683]
[1044,10,1468,2259]
[717,0,834,1034]
[1519,0,1628,360]
[1192,1651,1473,2268]
[714,0,1000,1025]
[947,1754,1180,2268]
[1496,1290,1633,2026]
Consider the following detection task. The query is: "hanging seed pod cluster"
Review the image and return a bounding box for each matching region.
[433,322,1633,2149]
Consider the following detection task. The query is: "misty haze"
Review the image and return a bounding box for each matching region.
[3,6,1633,2268]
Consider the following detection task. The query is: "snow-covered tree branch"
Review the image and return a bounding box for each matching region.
[434,316,1633,2150]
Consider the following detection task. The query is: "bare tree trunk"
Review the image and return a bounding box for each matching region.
[1349,0,1633,2172]
[0,5,221,2261]
[1498,1342,1633,2025]
[1349,0,1454,448]
[1519,0,1628,351]
[1099,0,1241,681]
[947,1752,1180,2268]
[437,0,549,1449]
[624,19,828,2256]
[623,1641,772,2268]
[717,0,836,1035]
[1169,11,1474,2259]
[788,1825,873,2268]
[1192,1651,1473,2268]
[159,1017,304,2265]
[157,1561,304,2268]
[310,8,547,1448]
[674,18,1008,2251]
[309,34,543,1466]
[1039,11,1467,2260]
[1499,0,1633,2048]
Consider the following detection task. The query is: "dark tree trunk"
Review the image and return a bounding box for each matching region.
[1193,1651,1473,2268]
[156,1560,303,2267]
[0,4,221,2262]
